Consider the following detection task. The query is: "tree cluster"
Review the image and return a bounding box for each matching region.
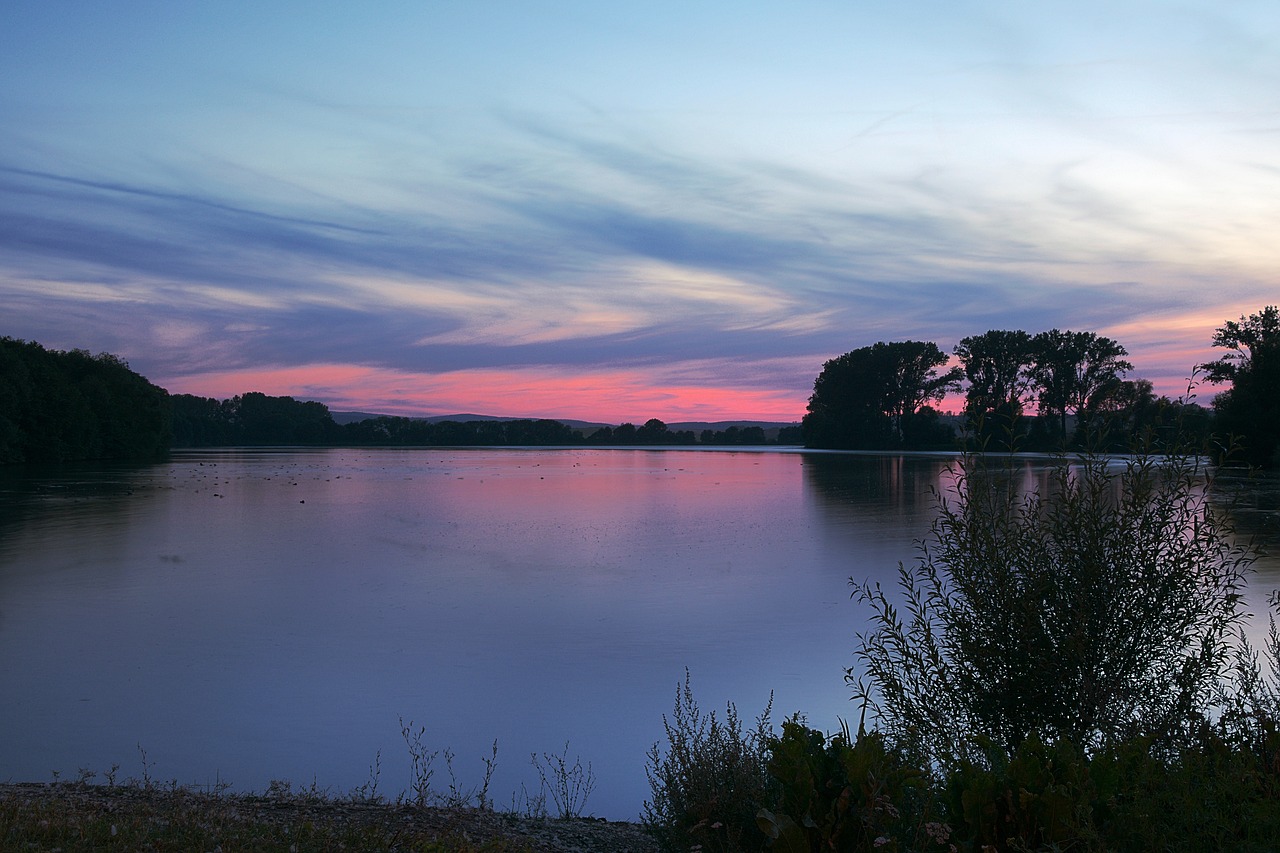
[0,337,171,463]
[803,324,1236,455]
[585,419,801,446]
[341,414,582,446]
[585,418,698,445]
[173,395,587,447]
[171,392,337,446]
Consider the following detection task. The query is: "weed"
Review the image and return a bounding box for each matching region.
[643,670,776,853]
[349,748,385,804]
[507,780,549,819]
[136,742,156,790]
[532,741,595,819]
[442,739,499,810]
[401,716,441,805]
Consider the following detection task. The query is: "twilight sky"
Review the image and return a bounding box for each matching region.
[2,2,1278,422]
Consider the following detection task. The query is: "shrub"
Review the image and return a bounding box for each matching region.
[643,670,776,853]
[759,720,944,853]
[850,446,1257,767]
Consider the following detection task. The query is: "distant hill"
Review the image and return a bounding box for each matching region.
[667,420,800,434]
[330,411,612,431]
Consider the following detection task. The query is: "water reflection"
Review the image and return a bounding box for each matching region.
[0,461,154,549]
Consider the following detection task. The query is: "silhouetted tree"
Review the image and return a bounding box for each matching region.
[636,418,672,444]
[955,330,1036,447]
[775,425,804,445]
[1030,330,1133,443]
[1201,305,1280,466]
[804,341,960,449]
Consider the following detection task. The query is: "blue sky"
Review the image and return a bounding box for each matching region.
[2,1,1277,421]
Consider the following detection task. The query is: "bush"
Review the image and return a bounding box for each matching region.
[643,671,776,853]
[759,721,946,853]
[850,446,1257,767]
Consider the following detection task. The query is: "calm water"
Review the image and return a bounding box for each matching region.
[2,448,1278,819]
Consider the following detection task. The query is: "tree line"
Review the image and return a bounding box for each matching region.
[0,343,803,459]
[802,306,1278,466]
[0,337,172,463]
[172,395,804,448]
[5,305,1274,463]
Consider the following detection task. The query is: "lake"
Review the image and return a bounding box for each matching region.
[2,447,1278,819]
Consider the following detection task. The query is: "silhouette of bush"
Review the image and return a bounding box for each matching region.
[643,671,776,853]
[851,445,1256,767]
[759,721,946,853]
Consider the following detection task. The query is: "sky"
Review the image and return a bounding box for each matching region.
[2,1,1278,423]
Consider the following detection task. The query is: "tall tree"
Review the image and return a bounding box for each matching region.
[803,341,960,449]
[954,330,1036,441]
[1029,330,1133,440]
[1201,305,1280,466]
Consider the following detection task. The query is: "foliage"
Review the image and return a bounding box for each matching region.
[701,425,772,445]
[803,341,961,450]
[0,337,171,463]
[173,391,343,446]
[643,670,777,853]
[943,736,1099,852]
[1201,305,1280,467]
[936,723,1280,853]
[758,721,944,853]
[1029,329,1133,441]
[1093,725,1280,853]
[851,447,1255,766]
[954,330,1035,444]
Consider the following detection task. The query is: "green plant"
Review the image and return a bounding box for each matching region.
[758,720,942,853]
[643,670,777,853]
[851,445,1256,768]
[944,736,1100,852]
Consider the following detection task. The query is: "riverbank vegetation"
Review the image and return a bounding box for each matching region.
[641,442,1280,852]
